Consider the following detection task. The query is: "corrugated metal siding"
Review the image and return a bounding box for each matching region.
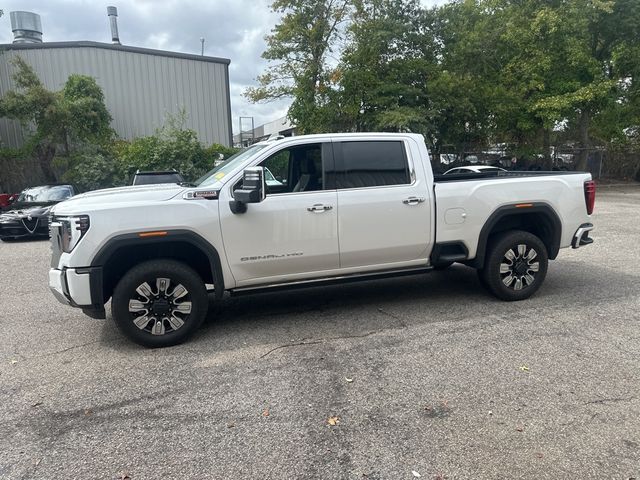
[0,45,232,147]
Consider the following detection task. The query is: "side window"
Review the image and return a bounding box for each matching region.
[257,143,324,194]
[336,141,410,189]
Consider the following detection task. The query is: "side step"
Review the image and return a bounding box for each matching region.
[229,266,433,297]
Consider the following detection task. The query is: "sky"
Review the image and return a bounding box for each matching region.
[1,0,445,133]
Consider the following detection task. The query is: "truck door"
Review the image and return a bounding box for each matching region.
[218,142,339,286]
[333,139,431,269]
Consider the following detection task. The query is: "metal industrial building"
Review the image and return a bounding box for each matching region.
[0,11,233,148]
[233,116,297,147]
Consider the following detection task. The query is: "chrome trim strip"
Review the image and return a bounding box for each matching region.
[231,266,431,293]
[572,223,594,249]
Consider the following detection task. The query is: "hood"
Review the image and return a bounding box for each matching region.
[58,184,186,209]
[52,184,187,215]
[0,203,53,217]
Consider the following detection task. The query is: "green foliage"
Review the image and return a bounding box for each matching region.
[62,74,113,145]
[0,56,113,182]
[244,0,350,133]
[62,119,240,191]
[62,147,122,192]
[249,0,640,173]
[336,0,434,133]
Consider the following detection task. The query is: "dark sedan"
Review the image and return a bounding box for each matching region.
[0,185,76,241]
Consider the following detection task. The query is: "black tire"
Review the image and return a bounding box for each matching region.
[476,268,490,290]
[111,259,208,347]
[479,230,548,301]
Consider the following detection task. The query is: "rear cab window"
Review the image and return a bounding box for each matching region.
[331,141,410,189]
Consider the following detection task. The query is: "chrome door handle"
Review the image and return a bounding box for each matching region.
[307,204,333,213]
[402,196,426,205]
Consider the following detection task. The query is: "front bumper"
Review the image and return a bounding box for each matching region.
[49,266,105,319]
[0,217,49,238]
[572,223,594,249]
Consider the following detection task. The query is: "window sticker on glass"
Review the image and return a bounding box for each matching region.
[214,172,226,180]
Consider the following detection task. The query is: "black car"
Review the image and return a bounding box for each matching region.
[132,169,184,186]
[0,184,77,241]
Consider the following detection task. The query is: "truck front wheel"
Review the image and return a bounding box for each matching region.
[111,259,209,347]
[479,230,548,301]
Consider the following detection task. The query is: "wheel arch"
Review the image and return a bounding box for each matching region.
[91,230,224,304]
[470,203,562,268]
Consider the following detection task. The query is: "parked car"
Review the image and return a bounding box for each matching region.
[49,133,595,347]
[132,169,184,186]
[444,166,507,175]
[0,184,76,241]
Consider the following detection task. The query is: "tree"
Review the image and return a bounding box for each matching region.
[493,0,640,169]
[0,56,112,182]
[245,0,350,133]
[335,0,436,134]
[423,1,508,159]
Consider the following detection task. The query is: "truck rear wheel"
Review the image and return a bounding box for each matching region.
[111,259,208,347]
[479,230,548,301]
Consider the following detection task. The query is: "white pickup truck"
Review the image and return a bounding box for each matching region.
[48,133,596,347]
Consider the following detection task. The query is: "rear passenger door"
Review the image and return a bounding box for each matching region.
[333,139,431,269]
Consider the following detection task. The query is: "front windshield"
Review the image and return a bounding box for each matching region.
[197,144,268,187]
[17,185,73,203]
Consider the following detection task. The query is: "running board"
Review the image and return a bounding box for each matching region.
[229,266,433,297]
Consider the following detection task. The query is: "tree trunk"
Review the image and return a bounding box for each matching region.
[36,143,57,183]
[576,109,591,171]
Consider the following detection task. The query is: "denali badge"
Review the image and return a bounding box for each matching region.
[241,252,303,262]
[183,190,219,200]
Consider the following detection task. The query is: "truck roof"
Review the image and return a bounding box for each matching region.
[254,132,425,146]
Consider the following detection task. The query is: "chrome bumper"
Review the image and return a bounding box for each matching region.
[49,268,70,305]
[49,267,106,319]
[572,223,594,249]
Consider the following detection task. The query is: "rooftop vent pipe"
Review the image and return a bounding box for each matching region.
[107,6,121,45]
[10,11,43,44]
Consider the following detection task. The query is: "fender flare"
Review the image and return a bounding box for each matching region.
[471,203,562,268]
[91,229,225,300]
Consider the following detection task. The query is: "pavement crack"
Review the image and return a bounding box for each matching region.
[585,396,635,405]
[260,322,406,359]
[21,339,105,361]
[259,339,324,358]
[377,306,408,328]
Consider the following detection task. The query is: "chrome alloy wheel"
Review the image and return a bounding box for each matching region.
[128,278,192,335]
[500,244,540,291]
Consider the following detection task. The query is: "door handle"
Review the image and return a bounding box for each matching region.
[307,204,333,213]
[402,196,426,205]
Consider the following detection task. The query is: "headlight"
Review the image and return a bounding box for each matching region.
[52,215,90,253]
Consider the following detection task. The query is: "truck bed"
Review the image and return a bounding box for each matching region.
[433,170,586,183]
[433,170,592,260]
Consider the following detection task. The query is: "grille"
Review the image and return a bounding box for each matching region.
[50,215,63,268]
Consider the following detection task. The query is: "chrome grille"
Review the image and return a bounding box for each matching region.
[50,215,63,268]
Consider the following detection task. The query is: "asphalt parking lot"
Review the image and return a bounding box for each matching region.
[1,186,639,480]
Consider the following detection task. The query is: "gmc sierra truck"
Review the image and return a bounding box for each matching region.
[48,133,595,347]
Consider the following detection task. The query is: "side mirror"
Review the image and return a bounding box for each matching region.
[230,167,265,214]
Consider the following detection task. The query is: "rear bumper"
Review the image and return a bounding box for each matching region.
[49,266,105,319]
[572,223,594,249]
